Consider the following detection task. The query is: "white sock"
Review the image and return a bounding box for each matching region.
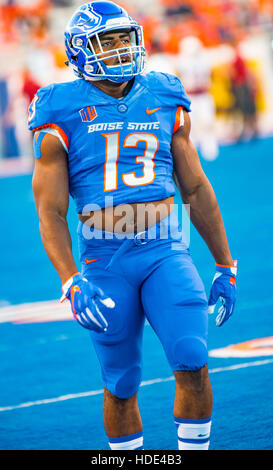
[108,431,144,450]
[174,417,211,450]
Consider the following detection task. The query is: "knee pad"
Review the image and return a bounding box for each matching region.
[106,365,142,399]
[172,335,208,371]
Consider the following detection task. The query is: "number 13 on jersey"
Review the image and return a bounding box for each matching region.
[102,132,159,192]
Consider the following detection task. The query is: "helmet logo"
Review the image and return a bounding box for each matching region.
[74,10,102,31]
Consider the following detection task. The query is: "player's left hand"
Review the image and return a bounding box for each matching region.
[208,261,237,327]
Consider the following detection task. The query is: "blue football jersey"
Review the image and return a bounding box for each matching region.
[28,71,191,213]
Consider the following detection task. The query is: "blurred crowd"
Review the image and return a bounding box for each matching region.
[0,0,273,163]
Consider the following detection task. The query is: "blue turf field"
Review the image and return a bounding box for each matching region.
[0,137,273,450]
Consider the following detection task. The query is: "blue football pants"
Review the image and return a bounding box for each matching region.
[77,212,208,399]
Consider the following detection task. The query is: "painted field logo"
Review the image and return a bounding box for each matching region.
[79,106,97,122]
[209,337,273,358]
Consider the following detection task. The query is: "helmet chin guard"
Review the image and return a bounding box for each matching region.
[64,1,146,83]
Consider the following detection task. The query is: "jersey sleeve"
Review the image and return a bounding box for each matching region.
[28,84,70,151]
[163,73,191,112]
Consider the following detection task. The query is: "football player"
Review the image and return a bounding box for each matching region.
[29,1,237,450]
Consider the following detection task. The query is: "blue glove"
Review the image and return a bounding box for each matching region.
[60,272,115,332]
[208,261,237,327]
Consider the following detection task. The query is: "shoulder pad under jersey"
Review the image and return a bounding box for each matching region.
[139,71,191,112]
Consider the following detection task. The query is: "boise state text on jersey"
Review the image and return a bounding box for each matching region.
[28,71,191,213]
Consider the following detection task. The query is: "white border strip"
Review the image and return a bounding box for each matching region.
[0,300,72,324]
[1,358,273,413]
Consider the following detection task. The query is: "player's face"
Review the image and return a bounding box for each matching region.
[91,30,132,66]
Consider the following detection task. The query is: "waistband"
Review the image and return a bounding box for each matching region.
[77,210,185,245]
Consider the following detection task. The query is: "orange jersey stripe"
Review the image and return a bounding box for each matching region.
[32,123,69,150]
[173,106,183,134]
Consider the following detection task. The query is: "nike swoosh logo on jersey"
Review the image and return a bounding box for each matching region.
[146,107,161,114]
[84,258,101,265]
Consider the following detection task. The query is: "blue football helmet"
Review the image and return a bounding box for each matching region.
[64,1,146,83]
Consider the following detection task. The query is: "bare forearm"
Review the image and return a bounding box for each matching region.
[182,178,233,265]
[171,111,234,266]
[39,212,78,284]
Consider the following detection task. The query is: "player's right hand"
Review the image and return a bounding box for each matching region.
[60,273,115,332]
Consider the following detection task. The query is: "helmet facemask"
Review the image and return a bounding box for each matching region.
[85,27,145,83]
